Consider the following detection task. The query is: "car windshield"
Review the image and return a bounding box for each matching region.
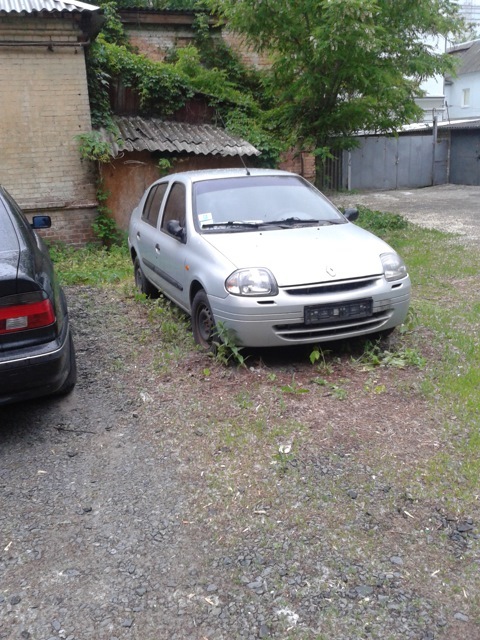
[193,175,345,232]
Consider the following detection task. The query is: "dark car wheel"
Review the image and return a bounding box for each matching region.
[56,332,77,396]
[191,290,217,352]
[134,257,158,298]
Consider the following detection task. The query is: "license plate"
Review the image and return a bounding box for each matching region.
[304,299,373,325]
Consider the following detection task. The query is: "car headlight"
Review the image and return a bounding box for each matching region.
[381,252,408,282]
[226,268,279,296]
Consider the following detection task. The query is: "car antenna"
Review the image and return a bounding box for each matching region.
[238,153,250,176]
[217,112,250,175]
[239,152,251,176]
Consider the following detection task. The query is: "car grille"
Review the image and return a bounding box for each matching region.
[273,309,393,342]
[283,275,381,296]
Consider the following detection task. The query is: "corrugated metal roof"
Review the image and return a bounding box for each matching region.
[356,117,480,137]
[99,116,260,158]
[446,38,480,76]
[438,117,480,130]
[399,118,480,133]
[0,0,100,14]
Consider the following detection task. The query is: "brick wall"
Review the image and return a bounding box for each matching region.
[127,24,196,62]
[25,205,99,247]
[0,14,98,245]
[279,150,316,183]
[222,30,271,70]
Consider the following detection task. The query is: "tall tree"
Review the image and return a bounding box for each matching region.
[207,0,464,181]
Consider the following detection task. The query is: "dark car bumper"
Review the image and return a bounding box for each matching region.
[0,321,74,406]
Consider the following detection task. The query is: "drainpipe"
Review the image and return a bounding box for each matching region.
[347,151,352,191]
[432,109,438,186]
[0,40,90,48]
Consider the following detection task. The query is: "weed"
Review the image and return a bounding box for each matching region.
[212,321,247,367]
[236,392,254,410]
[280,376,310,394]
[92,181,124,248]
[354,340,425,371]
[313,376,347,399]
[398,306,420,334]
[309,345,334,373]
[76,131,112,163]
[330,384,348,400]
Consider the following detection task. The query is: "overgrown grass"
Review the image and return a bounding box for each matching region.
[48,242,132,286]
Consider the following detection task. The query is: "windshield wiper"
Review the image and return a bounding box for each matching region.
[202,221,261,229]
[260,218,330,227]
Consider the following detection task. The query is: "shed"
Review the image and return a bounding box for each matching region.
[98,115,260,230]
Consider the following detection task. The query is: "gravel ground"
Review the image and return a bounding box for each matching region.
[0,282,478,640]
[330,183,480,245]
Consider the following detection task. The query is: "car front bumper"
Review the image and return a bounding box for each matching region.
[209,276,411,347]
[0,321,73,406]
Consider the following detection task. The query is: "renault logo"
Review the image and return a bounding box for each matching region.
[326,266,336,277]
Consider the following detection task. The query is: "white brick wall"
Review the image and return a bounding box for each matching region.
[0,15,97,221]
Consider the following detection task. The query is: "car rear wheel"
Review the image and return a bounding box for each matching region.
[134,257,158,298]
[191,290,217,352]
[56,332,77,396]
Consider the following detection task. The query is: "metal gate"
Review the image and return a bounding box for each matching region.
[450,131,480,186]
[345,134,437,191]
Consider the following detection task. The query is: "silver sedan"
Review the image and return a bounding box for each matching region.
[128,169,411,349]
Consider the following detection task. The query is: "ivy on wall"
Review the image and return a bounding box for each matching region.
[85,1,285,165]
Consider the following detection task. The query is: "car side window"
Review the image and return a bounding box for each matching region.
[161,182,186,237]
[142,183,167,227]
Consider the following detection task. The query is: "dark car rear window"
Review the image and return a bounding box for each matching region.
[0,195,20,251]
[1,188,35,243]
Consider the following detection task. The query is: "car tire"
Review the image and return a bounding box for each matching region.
[191,290,217,352]
[56,331,77,396]
[134,256,158,298]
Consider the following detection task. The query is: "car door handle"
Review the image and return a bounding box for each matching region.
[155,244,161,253]
[136,231,141,240]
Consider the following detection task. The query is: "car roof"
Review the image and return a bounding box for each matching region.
[161,168,297,184]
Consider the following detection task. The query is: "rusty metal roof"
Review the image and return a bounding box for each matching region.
[99,116,260,158]
[0,0,100,14]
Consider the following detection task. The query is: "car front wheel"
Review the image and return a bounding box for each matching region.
[191,290,217,352]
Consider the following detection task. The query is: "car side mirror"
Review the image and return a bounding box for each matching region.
[344,207,359,222]
[167,219,186,241]
[31,215,51,229]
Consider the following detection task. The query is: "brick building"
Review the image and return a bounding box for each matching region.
[0,0,102,245]
[0,4,313,244]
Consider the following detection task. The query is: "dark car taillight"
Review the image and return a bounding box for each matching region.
[0,293,55,335]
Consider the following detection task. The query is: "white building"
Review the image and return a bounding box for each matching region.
[416,0,480,121]
[444,39,480,119]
